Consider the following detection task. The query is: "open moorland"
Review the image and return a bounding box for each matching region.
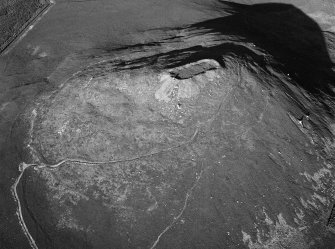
[0,1,335,249]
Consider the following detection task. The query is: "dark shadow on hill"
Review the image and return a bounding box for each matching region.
[193,1,335,94]
[96,1,335,116]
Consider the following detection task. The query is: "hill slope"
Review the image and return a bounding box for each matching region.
[11,2,335,249]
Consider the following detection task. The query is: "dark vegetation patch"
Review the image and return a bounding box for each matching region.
[328,204,335,232]
[0,0,48,54]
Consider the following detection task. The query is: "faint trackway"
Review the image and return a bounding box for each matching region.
[11,119,199,249]
[149,169,205,249]
[1,0,56,56]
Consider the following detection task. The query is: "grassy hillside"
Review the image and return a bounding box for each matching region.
[0,0,48,53]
